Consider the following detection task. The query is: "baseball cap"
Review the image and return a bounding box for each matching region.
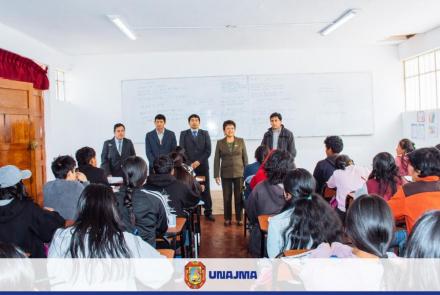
[0,165,32,189]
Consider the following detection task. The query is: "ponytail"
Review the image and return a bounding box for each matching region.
[124,185,136,226]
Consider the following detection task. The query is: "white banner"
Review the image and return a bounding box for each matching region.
[1,258,440,291]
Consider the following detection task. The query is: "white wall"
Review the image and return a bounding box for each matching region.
[1,20,404,184]
[398,25,440,60]
[47,46,405,187]
[0,22,73,178]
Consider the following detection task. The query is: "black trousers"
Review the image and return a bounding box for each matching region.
[194,166,212,216]
[221,177,243,222]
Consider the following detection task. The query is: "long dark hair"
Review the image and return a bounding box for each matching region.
[121,156,148,225]
[368,152,400,197]
[404,210,440,258]
[346,194,394,258]
[169,150,195,189]
[69,184,131,258]
[399,139,415,173]
[264,150,295,185]
[0,242,27,258]
[281,169,342,252]
[335,155,353,170]
[0,181,30,201]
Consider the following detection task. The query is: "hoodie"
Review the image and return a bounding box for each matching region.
[144,174,200,217]
[0,198,65,257]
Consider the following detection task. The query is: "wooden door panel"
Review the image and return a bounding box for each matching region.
[0,88,28,109]
[0,114,4,143]
[29,116,44,140]
[5,114,30,144]
[0,148,31,170]
[29,91,43,115]
[0,78,46,206]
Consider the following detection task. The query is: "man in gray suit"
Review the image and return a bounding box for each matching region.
[145,114,177,174]
[101,123,136,177]
[179,114,215,221]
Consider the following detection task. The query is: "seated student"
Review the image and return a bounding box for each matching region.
[267,169,343,258]
[326,155,370,223]
[388,147,440,233]
[246,150,295,257]
[395,138,415,177]
[393,210,440,291]
[116,156,168,248]
[48,184,172,290]
[75,146,109,185]
[0,165,64,258]
[0,241,27,258]
[169,149,202,196]
[313,136,344,195]
[288,195,395,292]
[404,210,440,258]
[43,155,89,220]
[0,242,35,291]
[144,155,200,217]
[310,194,395,258]
[366,152,404,200]
[249,150,275,190]
[243,145,270,199]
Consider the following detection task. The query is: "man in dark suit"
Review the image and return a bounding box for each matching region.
[101,123,136,177]
[179,114,215,221]
[145,114,177,174]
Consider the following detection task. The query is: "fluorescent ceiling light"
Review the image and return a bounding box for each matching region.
[107,15,137,40]
[319,9,359,36]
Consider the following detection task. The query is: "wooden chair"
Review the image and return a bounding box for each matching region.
[322,184,336,201]
[157,249,175,259]
[283,249,310,257]
[345,193,354,211]
[258,215,271,258]
[65,219,75,227]
[164,217,186,258]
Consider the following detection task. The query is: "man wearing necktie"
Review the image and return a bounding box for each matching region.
[101,123,136,177]
[179,114,215,221]
[145,114,177,174]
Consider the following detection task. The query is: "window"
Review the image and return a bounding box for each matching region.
[404,49,440,111]
[56,70,66,101]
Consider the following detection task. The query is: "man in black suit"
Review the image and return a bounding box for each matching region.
[101,123,136,177]
[179,114,215,221]
[145,114,177,174]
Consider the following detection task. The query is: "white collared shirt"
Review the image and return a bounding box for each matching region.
[114,137,123,154]
[156,129,164,144]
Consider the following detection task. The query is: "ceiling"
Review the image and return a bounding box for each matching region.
[0,0,439,55]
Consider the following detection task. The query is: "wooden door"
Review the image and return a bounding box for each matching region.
[0,78,46,206]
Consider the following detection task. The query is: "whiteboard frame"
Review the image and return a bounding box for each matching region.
[120,71,375,142]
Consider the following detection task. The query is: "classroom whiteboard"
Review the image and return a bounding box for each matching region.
[121,73,374,143]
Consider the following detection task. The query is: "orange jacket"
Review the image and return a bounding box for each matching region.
[388,176,440,232]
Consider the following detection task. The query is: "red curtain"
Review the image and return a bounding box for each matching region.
[0,48,49,90]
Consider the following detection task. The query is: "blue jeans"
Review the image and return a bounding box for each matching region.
[389,229,407,256]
